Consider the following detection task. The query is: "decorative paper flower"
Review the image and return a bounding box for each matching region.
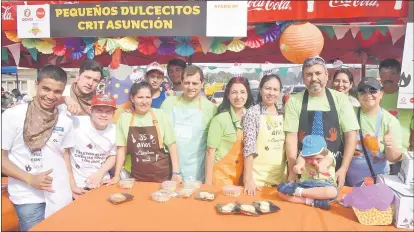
[5,31,21,42]
[65,38,83,48]
[35,39,56,54]
[110,48,121,69]
[106,38,120,55]
[71,47,83,60]
[138,37,157,55]
[157,37,176,55]
[22,39,38,49]
[210,38,227,54]
[53,44,66,56]
[245,30,264,49]
[94,41,105,56]
[263,25,281,43]
[118,36,138,52]
[227,38,245,52]
[174,37,195,56]
[83,38,96,59]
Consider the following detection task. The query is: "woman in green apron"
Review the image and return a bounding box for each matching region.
[243,74,287,195]
[106,82,181,184]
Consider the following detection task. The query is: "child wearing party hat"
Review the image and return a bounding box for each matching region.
[278,135,338,210]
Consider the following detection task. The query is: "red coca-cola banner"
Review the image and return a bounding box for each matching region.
[1,0,410,31]
[247,0,409,23]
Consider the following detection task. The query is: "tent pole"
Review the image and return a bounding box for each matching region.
[16,68,19,90]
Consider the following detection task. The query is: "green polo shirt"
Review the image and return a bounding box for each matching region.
[116,109,176,173]
[284,89,360,133]
[380,92,413,153]
[207,107,243,163]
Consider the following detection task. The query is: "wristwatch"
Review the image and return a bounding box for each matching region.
[172,172,182,176]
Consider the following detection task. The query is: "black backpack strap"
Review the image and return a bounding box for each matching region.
[357,107,377,183]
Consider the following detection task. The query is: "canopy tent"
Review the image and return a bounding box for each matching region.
[1,66,17,74]
[0,0,410,68]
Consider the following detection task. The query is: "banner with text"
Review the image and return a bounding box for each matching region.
[49,2,207,37]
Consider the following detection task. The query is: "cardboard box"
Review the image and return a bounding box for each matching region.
[398,152,414,185]
[378,174,414,230]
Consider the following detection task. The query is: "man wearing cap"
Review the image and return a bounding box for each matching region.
[284,56,359,188]
[63,94,117,199]
[346,77,403,186]
[62,60,104,115]
[145,62,172,108]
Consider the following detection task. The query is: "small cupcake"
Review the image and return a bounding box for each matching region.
[344,183,395,226]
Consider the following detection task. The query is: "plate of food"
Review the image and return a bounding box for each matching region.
[195,191,216,201]
[239,203,259,216]
[107,193,134,205]
[216,202,240,215]
[252,201,280,214]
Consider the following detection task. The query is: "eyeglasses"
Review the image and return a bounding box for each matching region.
[304,56,326,64]
[357,88,380,96]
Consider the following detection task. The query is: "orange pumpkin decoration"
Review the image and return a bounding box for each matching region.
[279,22,324,64]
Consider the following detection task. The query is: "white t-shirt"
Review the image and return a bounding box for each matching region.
[1,104,74,205]
[70,116,116,188]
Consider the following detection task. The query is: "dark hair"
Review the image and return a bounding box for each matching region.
[1,87,4,92]
[216,77,254,115]
[333,69,354,84]
[129,81,152,97]
[79,60,103,77]
[167,58,187,70]
[37,65,68,84]
[257,74,282,103]
[182,65,204,82]
[11,89,22,97]
[379,58,401,73]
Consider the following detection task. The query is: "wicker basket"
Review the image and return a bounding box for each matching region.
[352,205,394,226]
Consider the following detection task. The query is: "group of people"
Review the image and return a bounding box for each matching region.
[1,87,29,113]
[1,56,412,231]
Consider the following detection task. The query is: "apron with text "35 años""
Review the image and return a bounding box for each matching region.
[127,110,171,183]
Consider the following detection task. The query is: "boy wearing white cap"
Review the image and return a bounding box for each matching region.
[277,135,338,210]
[146,62,172,108]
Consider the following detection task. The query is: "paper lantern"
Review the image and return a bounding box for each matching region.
[279,22,324,64]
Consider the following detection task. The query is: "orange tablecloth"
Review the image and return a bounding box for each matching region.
[30,182,409,231]
[1,178,20,231]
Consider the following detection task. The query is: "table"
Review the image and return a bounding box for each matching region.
[29,182,410,231]
[1,178,20,231]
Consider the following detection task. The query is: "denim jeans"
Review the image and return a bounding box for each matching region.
[14,203,46,231]
[297,180,338,201]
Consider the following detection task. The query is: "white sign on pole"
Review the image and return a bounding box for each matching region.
[17,4,50,38]
[206,1,248,37]
[397,7,413,109]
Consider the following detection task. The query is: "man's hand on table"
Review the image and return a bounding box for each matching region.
[171,174,182,183]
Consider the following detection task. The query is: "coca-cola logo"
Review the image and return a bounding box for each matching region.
[248,0,292,11]
[329,0,379,8]
[1,6,13,21]
[36,8,45,19]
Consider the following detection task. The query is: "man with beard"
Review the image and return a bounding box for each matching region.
[378,58,413,173]
[63,60,103,115]
[284,56,359,188]
[1,65,74,231]
[161,65,217,181]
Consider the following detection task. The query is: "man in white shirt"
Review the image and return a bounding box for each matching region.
[63,94,117,199]
[1,65,74,231]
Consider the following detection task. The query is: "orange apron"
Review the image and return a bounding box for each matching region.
[212,113,244,186]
